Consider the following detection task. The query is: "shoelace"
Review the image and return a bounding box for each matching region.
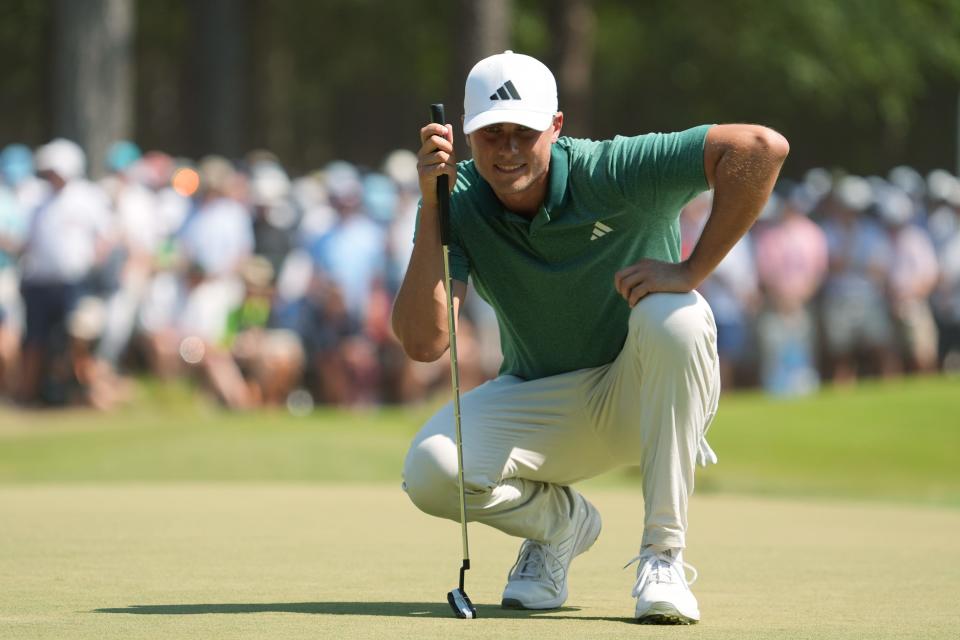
[508,540,564,591]
[623,550,698,598]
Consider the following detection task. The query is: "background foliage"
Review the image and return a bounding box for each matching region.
[1,0,959,176]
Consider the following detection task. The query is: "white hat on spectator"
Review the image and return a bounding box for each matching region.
[35,138,86,182]
[835,175,873,211]
[383,149,419,191]
[251,161,291,207]
[876,186,915,226]
[927,169,960,206]
[198,155,235,195]
[786,184,819,215]
[888,165,926,200]
[324,161,362,202]
[803,167,833,201]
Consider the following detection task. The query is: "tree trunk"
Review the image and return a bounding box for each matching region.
[249,1,295,162]
[190,0,247,159]
[456,0,513,116]
[52,0,134,179]
[550,0,596,139]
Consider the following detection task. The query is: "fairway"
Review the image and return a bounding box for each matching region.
[2,485,958,640]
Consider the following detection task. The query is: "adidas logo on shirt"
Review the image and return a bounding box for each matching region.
[590,221,613,241]
[489,80,522,101]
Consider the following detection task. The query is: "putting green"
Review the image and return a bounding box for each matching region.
[1,485,957,639]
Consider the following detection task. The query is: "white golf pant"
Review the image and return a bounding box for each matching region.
[402,291,720,550]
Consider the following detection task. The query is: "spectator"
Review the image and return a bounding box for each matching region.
[936,231,960,371]
[754,184,829,395]
[249,157,299,275]
[178,155,254,279]
[888,165,928,218]
[925,169,960,250]
[0,190,25,394]
[927,171,960,370]
[878,184,940,373]
[1,143,49,214]
[142,156,255,408]
[383,149,420,291]
[293,172,336,246]
[228,256,306,407]
[819,176,899,383]
[297,271,379,406]
[17,139,114,405]
[308,161,386,325]
[94,142,163,380]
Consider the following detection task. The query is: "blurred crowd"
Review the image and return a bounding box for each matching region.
[686,167,960,394]
[0,138,958,412]
[0,138,498,411]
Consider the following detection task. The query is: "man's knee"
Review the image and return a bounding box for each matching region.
[403,428,503,521]
[628,291,716,360]
[402,434,461,519]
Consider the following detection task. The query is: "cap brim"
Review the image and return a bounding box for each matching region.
[463,109,553,134]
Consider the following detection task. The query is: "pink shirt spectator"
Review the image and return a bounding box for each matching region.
[888,225,939,305]
[755,213,828,311]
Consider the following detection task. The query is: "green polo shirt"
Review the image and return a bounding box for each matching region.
[443,125,712,381]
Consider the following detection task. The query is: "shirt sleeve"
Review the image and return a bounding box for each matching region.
[602,124,712,218]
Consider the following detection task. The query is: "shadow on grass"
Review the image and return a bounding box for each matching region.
[94,601,635,622]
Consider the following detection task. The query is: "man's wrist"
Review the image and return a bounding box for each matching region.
[680,258,708,291]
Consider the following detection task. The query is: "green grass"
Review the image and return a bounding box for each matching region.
[2,486,958,640]
[2,377,959,639]
[1,376,959,505]
[688,375,960,505]
[0,378,960,506]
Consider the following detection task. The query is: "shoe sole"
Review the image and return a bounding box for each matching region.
[501,597,535,609]
[500,497,602,610]
[636,602,699,625]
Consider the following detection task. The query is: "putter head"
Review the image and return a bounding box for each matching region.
[447,588,477,619]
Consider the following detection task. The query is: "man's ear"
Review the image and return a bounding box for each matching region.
[551,112,564,143]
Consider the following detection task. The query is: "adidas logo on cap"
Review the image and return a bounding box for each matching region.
[489,80,522,101]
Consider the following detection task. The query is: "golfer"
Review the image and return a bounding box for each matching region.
[393,50,788,624]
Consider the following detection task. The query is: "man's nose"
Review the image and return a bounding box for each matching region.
[500,135,519,154]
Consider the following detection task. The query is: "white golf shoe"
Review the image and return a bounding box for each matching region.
[500,493,602,609]
[628,547,700,624]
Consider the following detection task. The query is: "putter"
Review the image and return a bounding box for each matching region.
[431,103,478,620]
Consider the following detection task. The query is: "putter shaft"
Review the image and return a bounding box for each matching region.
[442,246,470,568]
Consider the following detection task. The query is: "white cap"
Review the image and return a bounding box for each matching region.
[35,138,86,181]
[876,186,914,226]
[463,50,558,134]
[927,169,960,204]
[835,175,873,211]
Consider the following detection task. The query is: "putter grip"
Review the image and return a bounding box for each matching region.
[430,103,451,246]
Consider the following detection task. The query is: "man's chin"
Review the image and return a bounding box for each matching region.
[489,175,532,195]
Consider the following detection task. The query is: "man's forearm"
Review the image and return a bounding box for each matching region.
[391,204,456,362]
[687,126,789,288]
